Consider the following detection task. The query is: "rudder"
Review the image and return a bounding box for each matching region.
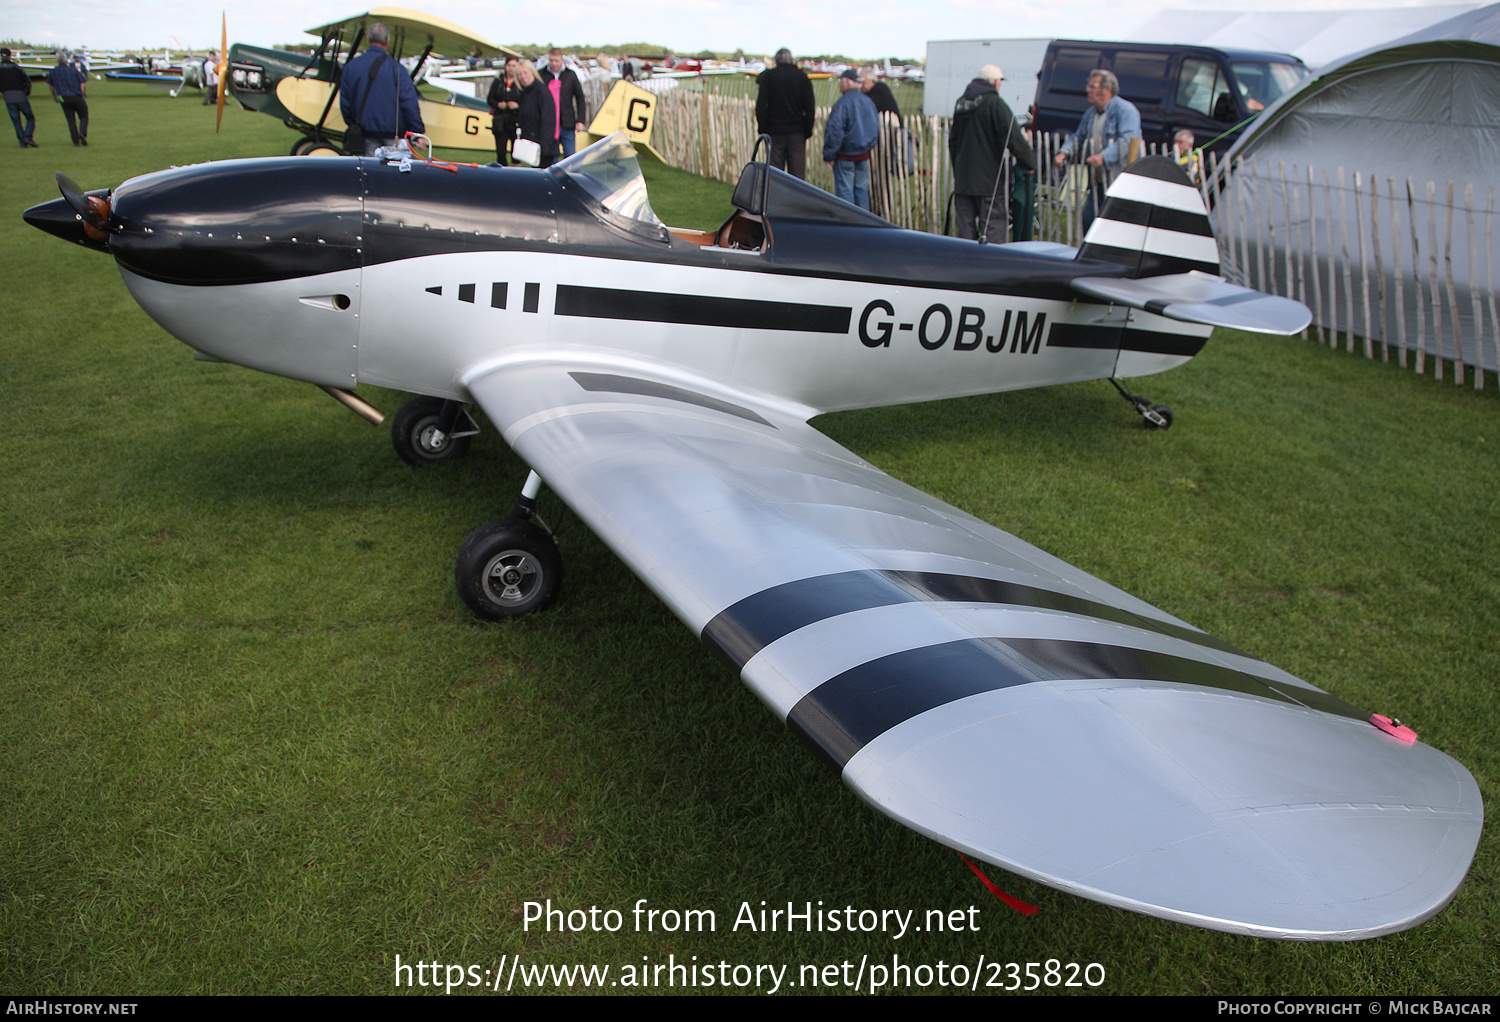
[1077,157,1219,279]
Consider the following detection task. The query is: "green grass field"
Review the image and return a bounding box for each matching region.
[1,81,1496,996]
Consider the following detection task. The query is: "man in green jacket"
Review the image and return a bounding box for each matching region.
[948,65,1035,243]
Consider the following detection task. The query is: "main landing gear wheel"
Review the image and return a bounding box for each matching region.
[454,519,561,619]
[290,137,318,155]
[392,396,472,466]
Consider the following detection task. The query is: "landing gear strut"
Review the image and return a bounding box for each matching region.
[1109,378,1173,430]
[454,471,562,619]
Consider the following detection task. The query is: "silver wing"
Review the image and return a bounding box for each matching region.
[465,356,1481,940]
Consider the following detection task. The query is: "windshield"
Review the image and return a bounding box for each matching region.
[553,132,662,227]
[1230,61,1307,110]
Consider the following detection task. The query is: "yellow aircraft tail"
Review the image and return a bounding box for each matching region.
[578,80,663,162]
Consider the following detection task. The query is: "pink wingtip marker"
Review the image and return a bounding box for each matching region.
[1371,713,1418,743]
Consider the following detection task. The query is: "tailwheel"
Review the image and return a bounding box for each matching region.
[455,519,561,619]
[1109,378,1174,430]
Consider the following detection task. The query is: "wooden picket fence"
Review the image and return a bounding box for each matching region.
[647,89,1175,241]
[644,88,1499,386]
[1205,152,1500,387]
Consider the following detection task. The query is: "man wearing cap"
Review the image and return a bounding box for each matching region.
[755,48,815,179]
[0,48,37,148]
[822,68,879,211]
[45,51,88,146]
[949,64,1035,243]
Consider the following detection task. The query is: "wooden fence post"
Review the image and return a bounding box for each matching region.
[1425,179,1444,380]
[1369,172,1387,362]
[1443,180,1465,385]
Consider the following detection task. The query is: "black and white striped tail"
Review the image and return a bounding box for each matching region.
[1078,157,1220,279]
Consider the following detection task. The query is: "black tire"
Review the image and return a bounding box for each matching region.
[1145,404,1174,430]
[455,519,562,619]
[290,137,317,156]
[392,396,471,466]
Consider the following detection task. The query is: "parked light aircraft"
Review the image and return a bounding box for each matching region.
[24,135,1481,940]
[227,6,519,154]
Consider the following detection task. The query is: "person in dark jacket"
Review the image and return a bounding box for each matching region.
[338,22,424,155]
[859,67,902,127]
[0,48,36,148]
[755,48,815,179]
[44,52,88,146]
[949,64,1035,243]
[516,61,560,168]
[823,69,880,210]
[539,49,588,157]
[486,56,523,164]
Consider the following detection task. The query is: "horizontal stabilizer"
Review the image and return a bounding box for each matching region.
[1071,271,1312,335]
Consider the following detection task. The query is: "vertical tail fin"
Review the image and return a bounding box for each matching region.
[580,79,664,162]
[1077,157,1220,279]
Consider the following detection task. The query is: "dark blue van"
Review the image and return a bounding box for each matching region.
[1031,40,1309,155]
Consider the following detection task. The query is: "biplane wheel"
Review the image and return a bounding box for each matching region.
[455,519,562,620]
[290,137,317,156]
[392,396,472,466]
[1144,404,1174,430]
[306,145,343,157]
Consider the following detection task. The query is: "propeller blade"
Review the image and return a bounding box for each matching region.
[54,172,111,240]
[216,12,228,131]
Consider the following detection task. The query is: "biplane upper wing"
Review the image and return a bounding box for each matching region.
[304,6,517,60]
[465,355,1481,940]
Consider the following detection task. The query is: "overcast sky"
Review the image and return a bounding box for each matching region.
[4,0,1471,57]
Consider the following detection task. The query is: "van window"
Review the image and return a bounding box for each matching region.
[1230,61,1307,111]
[1176,57,1230,119]
[1051,46,1103,99]
[1113,50,1171,105]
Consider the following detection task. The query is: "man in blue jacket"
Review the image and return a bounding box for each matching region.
[1053,68,1140,230]
[44,52,88,146]
[339,23,424,155]
[822,69,879,211]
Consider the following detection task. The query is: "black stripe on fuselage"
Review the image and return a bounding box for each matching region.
[1045,323,1209,357]
[569,372,774,426]
[701,568,1248,670]
[555,284,853,333]
[788,636,1366,769]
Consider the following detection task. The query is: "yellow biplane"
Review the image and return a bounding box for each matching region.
[227,6,662,159]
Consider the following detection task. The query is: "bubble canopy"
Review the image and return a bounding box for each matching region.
[552,132,661,228]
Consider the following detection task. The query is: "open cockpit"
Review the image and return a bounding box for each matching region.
[551,132,896,255]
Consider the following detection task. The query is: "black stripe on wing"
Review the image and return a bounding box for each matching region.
[788,636,1367,769]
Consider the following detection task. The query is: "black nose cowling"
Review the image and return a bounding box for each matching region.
[103,157,365,286]
[23,192,112,252]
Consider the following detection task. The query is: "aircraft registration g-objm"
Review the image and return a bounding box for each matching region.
[25,135,1482,941]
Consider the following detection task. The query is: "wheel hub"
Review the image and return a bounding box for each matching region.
[483,551,539,602]
[417,421,449,454]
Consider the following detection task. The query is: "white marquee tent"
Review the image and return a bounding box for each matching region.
[1217,4,1500,371]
